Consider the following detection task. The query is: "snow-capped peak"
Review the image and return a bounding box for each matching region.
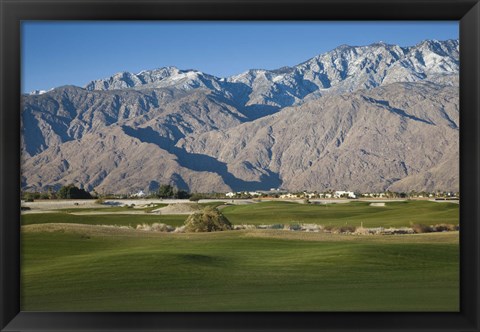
[29,90,48,95]
[82,39,458,109]
[28,88,53,95]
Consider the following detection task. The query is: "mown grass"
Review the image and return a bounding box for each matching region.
[21,213,187,227]
[59,203,168,213]
[20,200,459,311]
[21,229,459,311]
[222,200,459,227]
[22,200,459,229]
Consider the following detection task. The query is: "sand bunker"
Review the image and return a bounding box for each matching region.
[370,202,386,207]
[151,203,202,215]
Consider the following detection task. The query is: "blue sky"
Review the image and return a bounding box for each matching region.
[22,21,458,93]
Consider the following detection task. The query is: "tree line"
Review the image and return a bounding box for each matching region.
[21,184,193,201]
[22,184,93,201]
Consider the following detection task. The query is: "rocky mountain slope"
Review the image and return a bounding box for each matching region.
[21,39,459,193]
[179,80,458,193]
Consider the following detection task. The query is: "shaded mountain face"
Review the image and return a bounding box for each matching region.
[21,39,459,193]
[178,81,458,193]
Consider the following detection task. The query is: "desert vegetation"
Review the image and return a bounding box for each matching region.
[184,207,232,232]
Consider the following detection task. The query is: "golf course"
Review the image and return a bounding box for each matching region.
[21,199,459,311]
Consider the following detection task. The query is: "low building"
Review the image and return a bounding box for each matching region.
[362,192,385,198]
[131,190,146,198]
[280,193,297,199]
[334,190,356,199]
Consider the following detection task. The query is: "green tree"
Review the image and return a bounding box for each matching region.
[189,193,204,201]
[57,184,92,199]
[157,184,174,198]
[174,189,190,199]
[23,192,38,202]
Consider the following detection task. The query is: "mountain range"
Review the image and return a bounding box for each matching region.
[21,39,459,194]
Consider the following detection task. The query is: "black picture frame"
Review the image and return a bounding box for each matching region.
[1,0,479,331]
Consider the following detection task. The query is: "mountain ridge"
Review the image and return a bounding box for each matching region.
[21,39,459,194]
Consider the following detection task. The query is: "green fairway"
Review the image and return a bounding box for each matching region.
[20,200,459,311]
[21,227,459,311]
[222,200,459,227]
[22,200,459,229]
[58,203,168,213]
[21,213,187,227]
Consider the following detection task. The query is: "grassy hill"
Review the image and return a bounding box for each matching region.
[21,200,459,228]
[21,227,458,311]
[20,200,459,311]
[222,200,458,227]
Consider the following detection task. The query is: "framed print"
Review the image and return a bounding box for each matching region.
[1,0,479,331]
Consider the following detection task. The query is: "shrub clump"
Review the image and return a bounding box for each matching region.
[431,223,457,232]
[288,223,302,231]
[184,207,232,232]
[337,225,357,234]
[136,223,174,232]
[411,223,433,233]
[95,198,105,205]
[269,224,285,230]
[323,224,357,234]
[323,225,335,232]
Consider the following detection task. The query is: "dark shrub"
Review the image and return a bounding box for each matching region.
[288,223,302,231]
[323,225,335,232]
[189,193,205,202]
[175,190,190,199]
[338,225,357,233]
[270,224,285,230]
[411,223,433,233]
[323,224,356,233]
[432,223,456,232]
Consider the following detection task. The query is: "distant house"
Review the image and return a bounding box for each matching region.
[362,192,385,198]
[225,192,236,198]
[334,190,356,199]
[131,190,146,198]
[280,193,297,199]
[318,193,328,198]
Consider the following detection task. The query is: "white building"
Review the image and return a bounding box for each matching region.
[280,193,297,199]
[362,193,385,198]
[131,190,146,198]
[334,190,356,199]
[225,192,236,198]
